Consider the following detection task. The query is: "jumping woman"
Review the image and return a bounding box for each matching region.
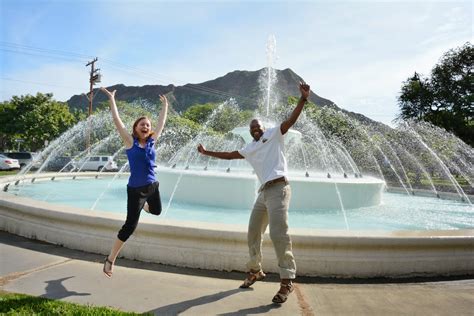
[101,87,168,278]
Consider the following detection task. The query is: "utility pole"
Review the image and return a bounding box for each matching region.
[85,58,101,151]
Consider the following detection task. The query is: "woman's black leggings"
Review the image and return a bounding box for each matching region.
[117,181,162,242]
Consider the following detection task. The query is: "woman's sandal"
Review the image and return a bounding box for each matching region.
[103,257,114,278]
[239,270,266,288]
[272,281,294,304]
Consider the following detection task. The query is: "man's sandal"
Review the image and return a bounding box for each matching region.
[239,270,266,288]
[272,282,294,304]
[103,257,114,278]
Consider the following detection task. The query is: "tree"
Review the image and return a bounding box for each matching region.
[0,93,77,151]
[397,42,473,146]
[182,103,217,125]
[0,101,18,150]
[398,72,434,120]
[183,102,253,133]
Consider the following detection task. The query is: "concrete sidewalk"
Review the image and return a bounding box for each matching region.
[1,231,473,316]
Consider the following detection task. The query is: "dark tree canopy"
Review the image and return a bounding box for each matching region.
[397,42,473,146]
[0,93,77,151]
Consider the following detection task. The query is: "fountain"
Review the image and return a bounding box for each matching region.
[0,36,473,277]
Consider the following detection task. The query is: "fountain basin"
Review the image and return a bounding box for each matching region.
[1,173,473,278]
[157,167,385,210]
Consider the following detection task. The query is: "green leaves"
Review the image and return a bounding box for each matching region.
[0,93,77,151]
[182,102,253,133]
[182,103,216,124]
[398,42,473,146]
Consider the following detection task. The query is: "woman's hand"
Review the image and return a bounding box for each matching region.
[159,94,168,105]
[100,87,116,99]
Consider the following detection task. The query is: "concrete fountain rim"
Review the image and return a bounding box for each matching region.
[1,172,472,239]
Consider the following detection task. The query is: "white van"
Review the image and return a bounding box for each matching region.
[73,156,118,172]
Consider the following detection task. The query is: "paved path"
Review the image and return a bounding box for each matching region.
[1,231,473,315]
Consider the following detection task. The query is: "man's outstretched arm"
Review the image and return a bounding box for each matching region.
[197,144,244,160]
[280,82,310,135]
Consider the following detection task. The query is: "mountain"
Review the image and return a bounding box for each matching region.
[66,68,337,113]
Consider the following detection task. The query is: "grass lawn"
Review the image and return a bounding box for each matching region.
[0,170,19,177]
[0,291,148,315]
[422,178,469,186]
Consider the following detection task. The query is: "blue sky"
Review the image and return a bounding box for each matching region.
[1,0,472,126]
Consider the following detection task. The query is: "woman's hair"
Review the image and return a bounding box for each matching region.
[132,116,155,139]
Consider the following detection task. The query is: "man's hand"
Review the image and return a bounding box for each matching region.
[299,81,310,101]
[280,82,311,135]
[197,143,206,155]
[100,87,116,99]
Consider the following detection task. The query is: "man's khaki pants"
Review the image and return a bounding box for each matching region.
[246,182,296,279]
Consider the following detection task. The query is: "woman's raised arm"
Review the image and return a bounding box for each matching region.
[101,87,133,148]
[152,94,169,141]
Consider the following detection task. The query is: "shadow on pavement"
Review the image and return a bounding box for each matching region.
[217,303,281,316]
[40,276,90,299]
[148,288,247,315]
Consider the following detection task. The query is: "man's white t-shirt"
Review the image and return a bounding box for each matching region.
[238,126,287,184]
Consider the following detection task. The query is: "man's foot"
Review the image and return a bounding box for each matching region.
[239,270,266,288]
[272,281,294,304]
[103,257,114,278]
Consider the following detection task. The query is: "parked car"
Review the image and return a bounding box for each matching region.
[44,156,74,172]
[72,156,118,171]
[1,152,41,169]
[0,154,21,170]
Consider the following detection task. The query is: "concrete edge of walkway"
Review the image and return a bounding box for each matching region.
[2,230,473,286]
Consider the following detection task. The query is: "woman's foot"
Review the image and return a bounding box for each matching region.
[103,257,114,278]
[272,281,294,304]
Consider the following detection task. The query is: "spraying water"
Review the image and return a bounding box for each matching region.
[259,34,278,117]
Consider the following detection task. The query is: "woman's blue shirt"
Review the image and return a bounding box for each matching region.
[126,137,156,188]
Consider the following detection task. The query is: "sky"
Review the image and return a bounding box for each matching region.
[1,0,472,126]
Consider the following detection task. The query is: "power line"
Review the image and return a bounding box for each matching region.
[100,60,254,102]
[97,58,256,103]
[0,41,94,60]
[1,42,260,104]
[1,77,78,89]
[6,42,368,114]
[0,48,88,63]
